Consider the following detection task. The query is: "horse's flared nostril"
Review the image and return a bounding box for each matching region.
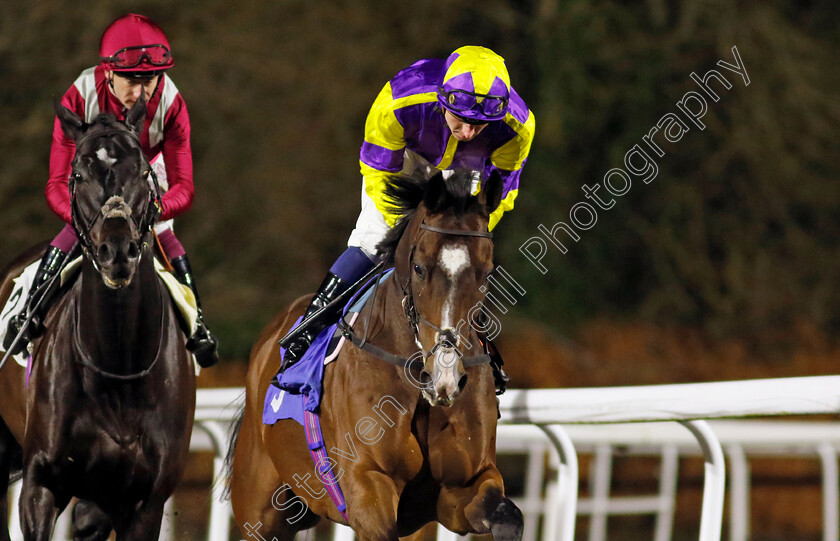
[97,244,113,264]
[420,369,432,385]
[126,241,140,260]
[458,373,468,393]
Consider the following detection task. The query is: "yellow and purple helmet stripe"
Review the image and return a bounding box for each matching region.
[438,46,511,122]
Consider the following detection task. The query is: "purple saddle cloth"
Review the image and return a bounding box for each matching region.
[262,318,336,426]
[262,268,394,427]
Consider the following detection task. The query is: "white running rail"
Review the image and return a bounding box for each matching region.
[7,375,840,540]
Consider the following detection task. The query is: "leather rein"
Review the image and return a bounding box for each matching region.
[67,127,165,380]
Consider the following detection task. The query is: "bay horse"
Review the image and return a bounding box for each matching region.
[228,170,523,540]
[0,99,195,540]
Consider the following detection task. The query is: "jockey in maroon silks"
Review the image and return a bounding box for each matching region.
[3,13,218,367]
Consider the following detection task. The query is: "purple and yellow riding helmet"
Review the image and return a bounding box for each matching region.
[437,46,511,124]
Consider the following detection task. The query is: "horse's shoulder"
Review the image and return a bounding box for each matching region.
[33,282,80,361]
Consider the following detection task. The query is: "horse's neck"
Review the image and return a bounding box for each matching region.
[77,253,162,369]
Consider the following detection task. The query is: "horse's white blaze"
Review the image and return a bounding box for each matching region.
[439,244,470,329]
[96,147,116,167]
[428,243,471,403]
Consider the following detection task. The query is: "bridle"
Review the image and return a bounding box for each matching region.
[339,219,494,369]
[66,126,165,381]
[68,128,163,273]
[400,222,493,353]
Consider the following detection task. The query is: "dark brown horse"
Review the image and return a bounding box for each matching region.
[228,170,523,540]
[0,100,195,540]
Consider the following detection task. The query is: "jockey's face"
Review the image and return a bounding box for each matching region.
[107,71,160,110]
[444,110,489,142]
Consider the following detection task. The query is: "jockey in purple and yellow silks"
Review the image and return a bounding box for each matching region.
[281,45,535,372]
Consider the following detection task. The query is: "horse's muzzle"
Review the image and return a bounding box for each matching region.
[422,342,468,407]
[94,197,142,289]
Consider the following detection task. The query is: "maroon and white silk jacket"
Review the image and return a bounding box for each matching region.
[46,65,193,223]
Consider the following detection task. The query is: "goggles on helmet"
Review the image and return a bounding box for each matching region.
[102,44,172,69]
[439,87,509,120]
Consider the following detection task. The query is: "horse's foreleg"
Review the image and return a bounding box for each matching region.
[0,419,20,541]
[113,497,165,541]
[72,500,112,541]
[19,470,64,541]
[345,470,401,541]
[437,470,523,541]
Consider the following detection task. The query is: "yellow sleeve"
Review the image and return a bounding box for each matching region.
[363,82,407,152]
[360,162,404,227]
[359,82,438,227]
[490,109,536,173]
[489,189,518,231]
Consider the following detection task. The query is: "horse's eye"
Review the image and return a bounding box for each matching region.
[69,172,84,185]
[413,264,426,279]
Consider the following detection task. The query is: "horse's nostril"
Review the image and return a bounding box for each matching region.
[458,373,468,392]
[420,370,432,385]
[97,244,112,263]
[127,241,139,260]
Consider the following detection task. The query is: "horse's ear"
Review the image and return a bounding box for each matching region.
[479,170,504,215]
[424,171,447,212]
[54,98,85,141]
[125,95,146,134]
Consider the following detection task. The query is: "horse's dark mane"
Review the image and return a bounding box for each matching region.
[376,170,479,263]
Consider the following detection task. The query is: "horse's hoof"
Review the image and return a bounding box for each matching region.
[488,499,523,541]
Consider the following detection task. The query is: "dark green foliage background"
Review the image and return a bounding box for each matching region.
[2,1,838,359]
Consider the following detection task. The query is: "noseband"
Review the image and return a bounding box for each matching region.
[68,129,162,272]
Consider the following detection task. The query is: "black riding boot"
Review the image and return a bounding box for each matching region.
[3,246,69,355]
[281,272,350,372]
[170,255,219,368]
